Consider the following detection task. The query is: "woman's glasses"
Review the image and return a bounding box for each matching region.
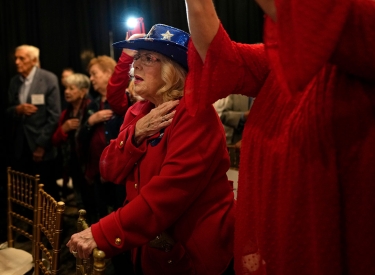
[133,53,160,66]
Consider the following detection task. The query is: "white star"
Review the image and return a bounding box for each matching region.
[161,31,174,41]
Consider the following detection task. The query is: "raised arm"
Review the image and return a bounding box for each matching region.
[185,0,220,62]
[107,52,132,116]
[107,34,144,116]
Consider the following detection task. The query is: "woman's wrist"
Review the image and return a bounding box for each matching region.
[87,115,95,126]
[132,134,145,146]
[133,127,146,146]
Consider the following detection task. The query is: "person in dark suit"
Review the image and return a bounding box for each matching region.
[6,44,61,200]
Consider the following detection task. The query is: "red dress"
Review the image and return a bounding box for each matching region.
[185,0,375,274]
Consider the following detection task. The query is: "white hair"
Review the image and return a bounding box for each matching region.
[65,73,91,91]
[16,45,40,67]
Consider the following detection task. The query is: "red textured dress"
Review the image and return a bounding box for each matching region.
[184,0,375,274]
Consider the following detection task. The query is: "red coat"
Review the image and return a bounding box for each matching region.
[92,98,235,274]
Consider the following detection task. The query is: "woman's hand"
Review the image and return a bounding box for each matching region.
[62,118,80,133]
[122,33,145,57]
[133,100,180,145]
[66,227,97,259]
[88,110,114,126]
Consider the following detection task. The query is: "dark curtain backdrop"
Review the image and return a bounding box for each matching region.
[0,0,263,240]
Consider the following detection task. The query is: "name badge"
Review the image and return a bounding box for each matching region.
[31,94,45,105]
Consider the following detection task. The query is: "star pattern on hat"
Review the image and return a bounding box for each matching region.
[161,30,174,41]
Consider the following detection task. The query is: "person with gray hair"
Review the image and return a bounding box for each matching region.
[64,73,90,91]
[60,67,75,109]
[16,44,40,67]
[6,44,61,200]
[52,73,90,208]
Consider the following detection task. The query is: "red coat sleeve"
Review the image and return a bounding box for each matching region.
[185,23,270,116]
[100,123,148,184]
[51,110,68,146]
[107,51,133,116]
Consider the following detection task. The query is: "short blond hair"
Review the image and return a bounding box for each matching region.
[87,55,116,74]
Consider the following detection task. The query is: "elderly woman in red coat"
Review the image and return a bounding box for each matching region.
[67,24,235,275]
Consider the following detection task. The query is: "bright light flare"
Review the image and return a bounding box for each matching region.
[126,17,138,29]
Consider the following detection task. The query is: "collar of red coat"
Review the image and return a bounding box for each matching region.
[129,100,154,117]
[264,0,351,94]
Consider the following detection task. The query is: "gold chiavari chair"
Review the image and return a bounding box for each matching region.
[2,167,40,274]
[76,209,106,275]
[7,167,40,254]
[34,184,65,275]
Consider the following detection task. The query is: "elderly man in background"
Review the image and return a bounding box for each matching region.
[6,44,61,200]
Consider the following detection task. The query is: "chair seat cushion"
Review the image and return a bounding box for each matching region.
[0,247,33,275]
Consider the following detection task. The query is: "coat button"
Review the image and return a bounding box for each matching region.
[119,141,124,148]
[134,184,138,189]
[167,259,173,264]
[115,238,121,245]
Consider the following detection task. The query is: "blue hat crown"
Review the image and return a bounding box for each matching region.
[144,24,189,49]
[112,24,190,70]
